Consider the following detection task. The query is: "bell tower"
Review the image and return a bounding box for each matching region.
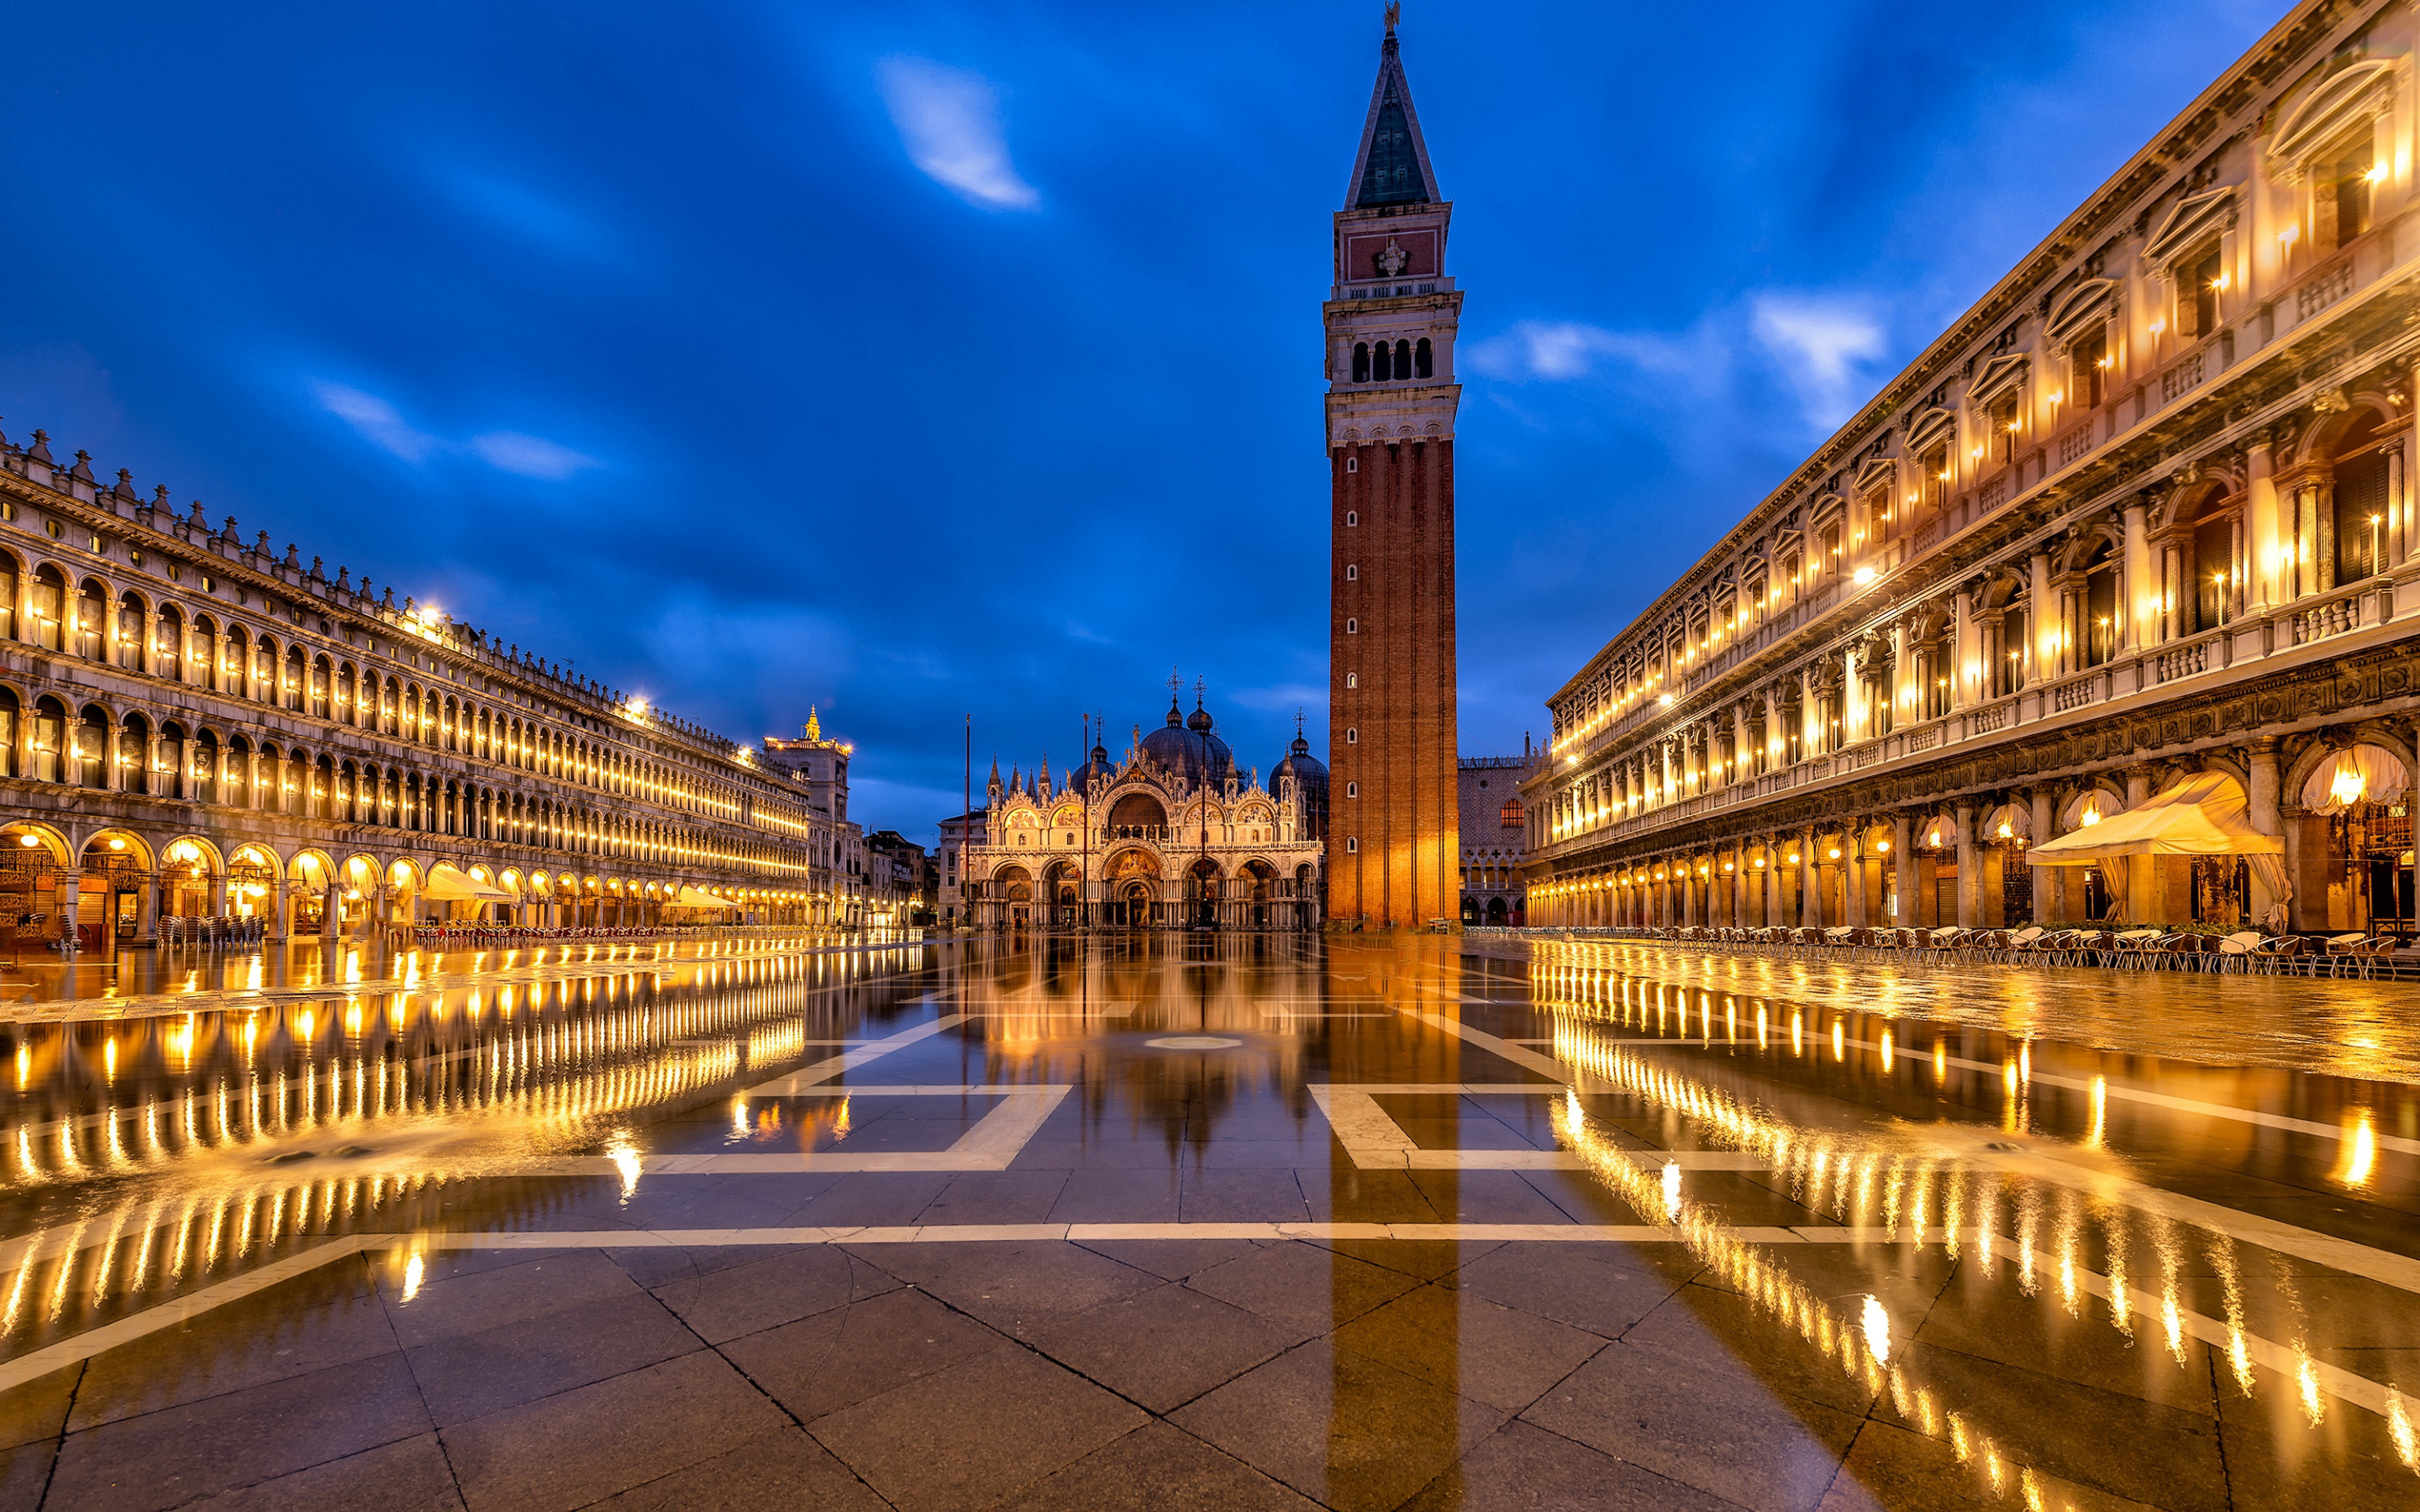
[1326,7,1459,928]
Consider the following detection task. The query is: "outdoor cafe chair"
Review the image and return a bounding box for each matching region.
[2321,932,2370,979]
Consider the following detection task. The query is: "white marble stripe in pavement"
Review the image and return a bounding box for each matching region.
[739,1013,969,1096]
[0,1236,369,1395]
[748,1084,1072,1096]
[1,1221,2401,1435]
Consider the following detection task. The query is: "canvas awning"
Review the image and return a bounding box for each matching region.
[424,864,518,903]
[675,885,734,909]
[2028,773,2281,864]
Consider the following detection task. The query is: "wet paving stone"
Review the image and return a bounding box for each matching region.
[0,933,2407,1506]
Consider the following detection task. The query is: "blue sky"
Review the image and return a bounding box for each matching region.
[0,1,2281,840]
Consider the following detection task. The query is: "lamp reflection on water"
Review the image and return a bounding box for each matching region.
[1535,942,2420,1493]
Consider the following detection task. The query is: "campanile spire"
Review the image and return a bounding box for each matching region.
[1323,13,1460,928]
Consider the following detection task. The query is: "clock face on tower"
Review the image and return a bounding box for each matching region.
[1376,238,1409,277]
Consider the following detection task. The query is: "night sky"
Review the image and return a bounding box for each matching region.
[0,1,2281,840]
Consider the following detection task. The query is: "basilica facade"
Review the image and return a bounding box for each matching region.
[959,695,1324,932]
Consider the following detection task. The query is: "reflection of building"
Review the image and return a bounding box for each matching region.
[0,425,853,945]
[1458,753,1533,926]
[1527,7,2420,937]
[1326,13,1460,929]
[960,690,1324,931]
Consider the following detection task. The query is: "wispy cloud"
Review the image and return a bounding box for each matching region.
[470,432,599,480]
[1751,295,1886,430]
[431,168,614,263]
[313,381,441,462]
[876,57,1039,210]
[1469,320,1721,388]
[313,382,597,480]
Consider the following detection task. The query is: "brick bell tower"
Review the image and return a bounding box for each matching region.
[1325,5,1459,929]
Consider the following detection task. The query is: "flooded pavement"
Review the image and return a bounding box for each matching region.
[0,932,2413,1509]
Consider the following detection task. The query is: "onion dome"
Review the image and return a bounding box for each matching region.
[1071,741,1116,796]
[1140,696,1234,785]
[1272,727,1329,842]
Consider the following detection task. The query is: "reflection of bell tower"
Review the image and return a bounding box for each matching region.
[1326,8,1460,927]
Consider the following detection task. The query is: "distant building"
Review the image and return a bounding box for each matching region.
[1459,751,1534,926]
[959,687,1323,931]
[760,707,869,928]
[862,829,929,927]
[934,809,983,927]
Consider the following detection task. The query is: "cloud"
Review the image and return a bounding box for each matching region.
[313,381,440,462]
[470,432,600,480]
[1469,320,1720,388]
[1751,296,1887,430]
[431,168,614,263]
[876,56,1039,210]
[1227,680,1324,717]
[313,382,597,480]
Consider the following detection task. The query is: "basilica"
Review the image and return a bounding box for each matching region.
[958,690,1325,931]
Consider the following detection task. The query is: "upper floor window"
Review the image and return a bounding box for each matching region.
[1990,392,2022,465]
[2319,131,2376,251]
[2069,329,2106,411]
[2176,243,2223,342]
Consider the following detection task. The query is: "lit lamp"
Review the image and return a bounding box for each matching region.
[2331,762,2368,808]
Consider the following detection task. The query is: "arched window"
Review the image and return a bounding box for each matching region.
[75,704,108,788]
[0,554,17,642]
[30,696,66,782]
[187,729,216,804]
[1371,341,1392,382]
[156,605,184,682]
[336,664,356,722]
[116,591,144,669]
[1352,342,1370,382]
[1393,340,1411,381]
[284,647,305,711]
[74,580,105,659]
[1414,337,1433,379]
[29,567,64,652]
[120,711,150,794]
[310,655,331,718]
[196,618,223,690]
[313,754,334,819]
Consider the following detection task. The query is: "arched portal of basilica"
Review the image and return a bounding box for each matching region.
[961,691,1325,932]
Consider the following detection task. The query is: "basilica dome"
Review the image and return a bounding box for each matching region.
[1272,731,1329,842]
[1139,698,1234,786]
